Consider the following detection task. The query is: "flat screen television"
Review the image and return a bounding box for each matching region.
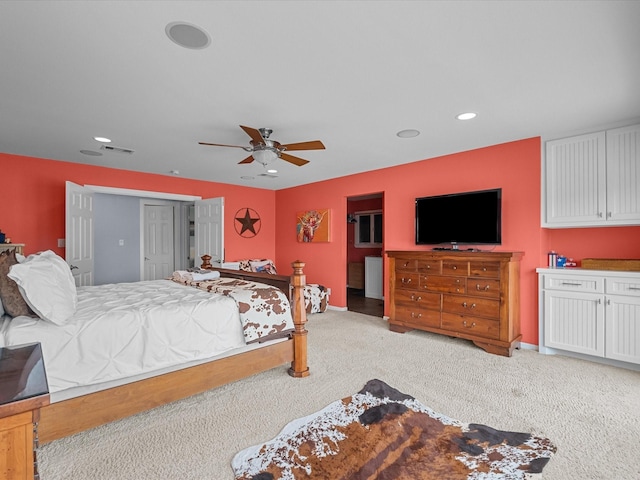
[415,188,502,248]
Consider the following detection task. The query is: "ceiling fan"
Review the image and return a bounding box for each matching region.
[199,125,325,166]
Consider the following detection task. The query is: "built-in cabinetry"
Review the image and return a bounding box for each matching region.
[387,250,523,357]
[543,123,640,227]
[537,268,640,367]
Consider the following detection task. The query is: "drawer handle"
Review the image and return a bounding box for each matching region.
[410,294,422,301]
[628,287,640,291]
[462,302,476,309]
[560,282,583,286]
[411,312,422,319]
[476,284,490,291]
[401,277,412,284]
[462,320,476,328]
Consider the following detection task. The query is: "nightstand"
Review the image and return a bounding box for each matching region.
[0,343,49,480]
[0,244,24,255]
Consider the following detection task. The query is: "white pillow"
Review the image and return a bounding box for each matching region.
[7,250,77,325]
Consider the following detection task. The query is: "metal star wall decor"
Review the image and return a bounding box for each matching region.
[234,208,261,238]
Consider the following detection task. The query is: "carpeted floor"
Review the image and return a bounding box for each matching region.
[38,310,640,479]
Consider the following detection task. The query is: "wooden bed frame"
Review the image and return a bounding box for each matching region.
[38,261,309,444]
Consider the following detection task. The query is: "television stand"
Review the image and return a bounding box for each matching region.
[387,250,523,357]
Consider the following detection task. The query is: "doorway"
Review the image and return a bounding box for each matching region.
[346,193,384,317]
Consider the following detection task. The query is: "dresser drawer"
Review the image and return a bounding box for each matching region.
[442,295,499,318]
[441,312,499,340]
[417,260,441,273]
[470,261,500,279]
[606,277,640,297]
[543,274,603,293]
[396,272,419,290]
[395,305,441,329]
[394,290,441,310]
[467,278,501,299]
[442,261,468,276]
[395,259,418,272]
[421,275,465,294]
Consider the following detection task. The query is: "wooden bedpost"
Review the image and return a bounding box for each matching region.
[289,260,310,377]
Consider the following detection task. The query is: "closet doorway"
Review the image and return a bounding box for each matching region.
[346,192,384,317]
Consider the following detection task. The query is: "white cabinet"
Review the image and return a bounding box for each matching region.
[543,123,640,227]
[364,256,383,299]
[538,268,640,367]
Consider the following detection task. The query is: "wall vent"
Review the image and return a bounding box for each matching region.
[100,144,135,154]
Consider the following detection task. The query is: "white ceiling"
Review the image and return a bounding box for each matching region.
[1,1,639,190]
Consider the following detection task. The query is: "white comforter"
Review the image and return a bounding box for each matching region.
[0,280,246,394]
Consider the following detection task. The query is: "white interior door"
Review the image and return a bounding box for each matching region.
[65,181,94,286]
[143,204,175,280]
[194,197,224,268]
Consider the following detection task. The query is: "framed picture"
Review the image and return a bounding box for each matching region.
[296,209,330,243]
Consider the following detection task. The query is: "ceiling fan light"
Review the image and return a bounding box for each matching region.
[252,148,278,166]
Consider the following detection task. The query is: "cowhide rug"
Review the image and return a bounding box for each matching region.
[232,379,556,480]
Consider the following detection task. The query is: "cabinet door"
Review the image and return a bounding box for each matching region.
[606,124,640,224]
[543,290,605,357]
[605,295,640,364]
[544,131,606,226]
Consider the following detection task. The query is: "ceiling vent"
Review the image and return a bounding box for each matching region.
[100,144,135,154]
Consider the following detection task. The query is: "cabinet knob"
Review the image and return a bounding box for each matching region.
[401,277,412,284]
[411,312,422,318]
[462,321,476,328]
[476,284,490,291]
[452,266,457,270]
[462,302,476,309]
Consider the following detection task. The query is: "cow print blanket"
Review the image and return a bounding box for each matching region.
[232,379,556,479]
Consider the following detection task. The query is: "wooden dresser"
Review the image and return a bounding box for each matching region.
[0,343,49,480]
[387,250,523,357]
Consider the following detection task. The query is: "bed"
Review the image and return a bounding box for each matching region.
[0,249,309,444]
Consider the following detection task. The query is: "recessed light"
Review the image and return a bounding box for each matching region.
[166,22,211,49]
[456,112,477,120]
[397,129,420,138]
[267,169,278,174]
[94,136,111,143]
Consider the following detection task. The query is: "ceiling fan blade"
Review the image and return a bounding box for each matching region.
[281,140,325,151]
[239,125,265,145]
[280,152,310,166]
[238,155,254,164]
[198,142,248,149]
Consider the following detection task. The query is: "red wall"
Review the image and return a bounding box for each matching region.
[0,153,277,263]
[347,197,383,264]
[4,139,640,347]
[277,137,640,346]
